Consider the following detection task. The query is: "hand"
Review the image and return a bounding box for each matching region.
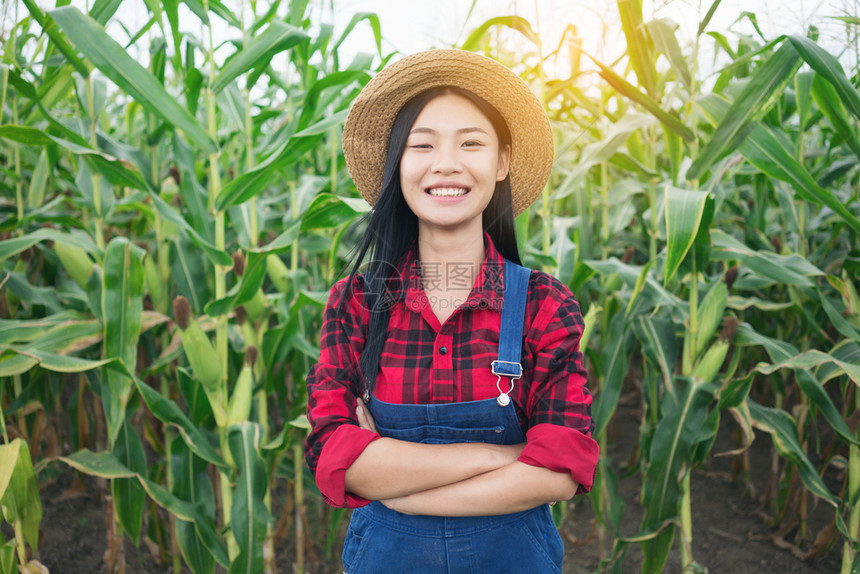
[356,398,378,434]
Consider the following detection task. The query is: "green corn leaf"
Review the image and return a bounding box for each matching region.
[817,341,860,385]
[585,258,686,312]
[211,22,309,93]
[20,0,89,76]
[334,12,382,56]
[747,348,860,388]
[645,18,691,91]
[632,315,678,400]
[736,324,859,446]
[720,402,755,458]
[148,189,230,267]
[294,108,351,137]
[0,348,112,377]
[687,40,802,181]
[818,289,860,343]
[747,400,839,506]
[726,296,793,312]
[0,125,149,190]
[204,252,268,316]
[0,539,13,573]
[228,423,271,574]
[0,228,99,261]
[177,367,214,427]
[719,372,755,410]
[170,238,211,314]
[2,272,62,312]
[664,185,709,284]
[170,441,216,574]
[787,35,860,121]
[590,455,625,536]
[300,193,365,231]
[811,73,860,161]
[794,71,815,130]
[640,378,717,573]
[587,54,695,142]
[698,93,860,235]
[592,313,631,440]
[711,230,824,287]
[249,220,301,255]
[129,375,228,471]
[60,450,229,567]
[697,0,723,36]
[0,439,42,554]
[179,0,239,26]
[49,6,216,154]
[618,0,657,96]
[296,71,361,131]
[215,135,322,212]
[559,114,657,196]
[0,312,88,345]
[89,0,122,26]
[101,237,145,447]
[112,418,147,544]
[0,317,122,376]
[460,16,540,52]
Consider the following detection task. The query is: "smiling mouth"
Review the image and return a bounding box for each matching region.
[426,186,470,197]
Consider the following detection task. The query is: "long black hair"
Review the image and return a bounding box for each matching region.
[339,86,522,397]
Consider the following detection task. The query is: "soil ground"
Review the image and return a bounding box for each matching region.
[27,401,843,574]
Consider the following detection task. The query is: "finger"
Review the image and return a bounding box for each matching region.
[358,401,378,434]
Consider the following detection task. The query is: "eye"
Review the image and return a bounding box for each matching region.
[462,140,484,147]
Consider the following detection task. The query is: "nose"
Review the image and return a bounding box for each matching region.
[431,142,462,174]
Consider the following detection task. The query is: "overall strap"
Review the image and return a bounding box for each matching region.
[492,259,531,379]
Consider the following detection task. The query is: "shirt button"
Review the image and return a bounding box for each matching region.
[439,346,448,355]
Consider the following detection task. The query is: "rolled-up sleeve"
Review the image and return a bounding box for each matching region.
[518,280,599,494]
[305,278,381,508]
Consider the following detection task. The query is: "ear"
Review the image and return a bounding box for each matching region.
[496,144,511,181]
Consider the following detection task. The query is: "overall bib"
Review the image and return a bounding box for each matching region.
[342,261,564,574]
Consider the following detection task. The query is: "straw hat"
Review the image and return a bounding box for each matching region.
[342,49,554,217]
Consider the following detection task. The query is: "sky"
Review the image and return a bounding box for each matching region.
[4,0,858,85]
[329,0,859,84]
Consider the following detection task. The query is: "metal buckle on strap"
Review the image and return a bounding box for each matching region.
[491,360,523,378]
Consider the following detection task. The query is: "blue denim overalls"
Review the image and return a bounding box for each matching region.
[342,260,564,573]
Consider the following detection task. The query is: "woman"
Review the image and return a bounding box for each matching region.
[305,49,599,573]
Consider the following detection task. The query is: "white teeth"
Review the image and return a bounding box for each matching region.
[427,187,468,197]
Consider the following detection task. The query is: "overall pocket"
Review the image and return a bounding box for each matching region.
[342,510,374,573]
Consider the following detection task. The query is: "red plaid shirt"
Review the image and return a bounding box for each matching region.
[305,232,599,508]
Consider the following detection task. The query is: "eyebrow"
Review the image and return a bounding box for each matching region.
[409,127,490,136]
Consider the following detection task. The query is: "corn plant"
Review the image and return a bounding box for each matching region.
[2,0,860,573]
[463,2,859,572]
[1,0,379,571]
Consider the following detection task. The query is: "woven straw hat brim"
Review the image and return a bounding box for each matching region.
[342,49,554,217]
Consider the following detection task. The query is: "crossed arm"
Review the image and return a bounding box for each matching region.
[343,399,578,516]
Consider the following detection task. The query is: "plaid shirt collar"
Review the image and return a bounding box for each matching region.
[394,231,506,314]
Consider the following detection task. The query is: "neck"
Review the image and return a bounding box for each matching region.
[417,222,486,287]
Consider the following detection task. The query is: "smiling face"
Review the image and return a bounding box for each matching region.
[399,92,511,237]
